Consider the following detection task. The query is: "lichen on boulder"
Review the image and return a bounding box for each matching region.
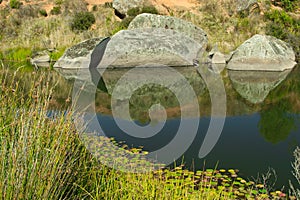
[227,34,297,71]
[54,37,106,69]
[128,13,208,49]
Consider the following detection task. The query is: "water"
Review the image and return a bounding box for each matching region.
[11,63,300,190]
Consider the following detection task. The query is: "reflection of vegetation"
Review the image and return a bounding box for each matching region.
[259,102,296,144]
[129,84,179,123]
[265,64,300,113]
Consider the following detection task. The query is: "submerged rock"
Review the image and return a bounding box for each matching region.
[228,69,292,104]
[128,13,208,49]
[227,34,297,71]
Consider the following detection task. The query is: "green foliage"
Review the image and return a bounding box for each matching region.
[265,10,300,61]
[54,0,64,5]
[3,48,32,61]
[1,48,32,69]
[110,5,159,34]
[92,5,98,11]
[50,48,65,61]
[71,11,96,31]
[50,6,61,15]
[259,102,296,144]
[127,7,141,17]
[39,9,47,17]
[127,5,159,17]
[104,2,113,8]
[10,0,21,9]
[271,0,299,12]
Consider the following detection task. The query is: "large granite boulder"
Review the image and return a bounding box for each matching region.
[53,37,106,69]
[112,0,151,17]
[128,13,208,49]
[228,69,292,104]
[55,28,204,69]
[100,28,204,68]
[227,34,297,71]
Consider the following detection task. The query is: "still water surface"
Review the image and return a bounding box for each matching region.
[25,63,300,190]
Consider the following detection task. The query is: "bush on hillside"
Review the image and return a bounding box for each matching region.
[265,10,300,61]
[271,0,299,12]
[39,9,48,17]
[71,12,96,31]
[127,5,158,17]
[50,6,61,15]
[10,0,22,9]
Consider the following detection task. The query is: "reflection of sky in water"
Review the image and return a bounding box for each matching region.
[96,113,300,190]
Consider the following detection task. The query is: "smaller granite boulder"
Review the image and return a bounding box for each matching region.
[128,13,208,49]
[31,51,51,68]
[227,34,297,71]
[211,52,226,64]
[54,37,106,69]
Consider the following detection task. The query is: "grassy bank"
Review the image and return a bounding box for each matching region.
[0,67,298,199]
[0,0,299,67]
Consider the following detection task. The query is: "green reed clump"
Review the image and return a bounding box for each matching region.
[1,48,33,69]
[0,69,87,199]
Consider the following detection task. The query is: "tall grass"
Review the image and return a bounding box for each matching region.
[0,68,84,199]
[290,147,300,199]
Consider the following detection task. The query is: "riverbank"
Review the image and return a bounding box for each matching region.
[0,67,297,199]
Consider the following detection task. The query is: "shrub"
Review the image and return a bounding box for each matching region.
[71,12,96,31]
[50,6,61,15]
[104,2,113,8]
[265,10,300,61]
[127,7,140,17]
[92,5,98,11]
[118,5,159,31]
[10,0,22,9]
[272,0,299,12]
[141,5,159,14]
[39,9,47,17]
[127,5,158,17]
